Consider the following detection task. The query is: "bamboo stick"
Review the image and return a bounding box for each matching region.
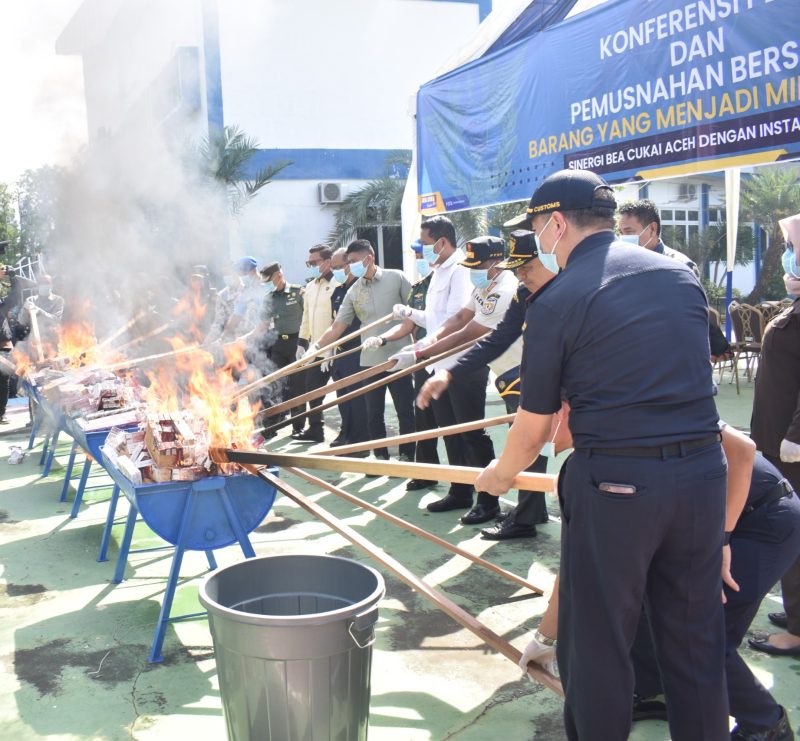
[210,448,556,492]
[95,310,147,351]
[29,308,45,363]
[317,414,516,457]
[259,359,393,419]
[252,466,563,695]
[297,342,364,374]
[286,465,544,595]
[114,320,173,353]
[231,311,394,401]
[262,338,477,434]
[99,342,208,373]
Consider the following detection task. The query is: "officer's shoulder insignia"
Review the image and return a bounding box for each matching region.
[481,292,500,315]
[498,380,506,390]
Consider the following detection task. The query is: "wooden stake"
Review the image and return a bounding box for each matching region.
[231,312,394,401]
[99,342,208,373]
[114,320,173,353]
[285,465,544,595]
[316,414,516,457]
[252,466,563,695]
[262,338,478,434]
[95,310,147,351]
[29,308,45,363]
[211,448,556,492]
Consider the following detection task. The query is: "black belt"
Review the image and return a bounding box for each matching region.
[580,432,722,459]
[276,333,298,341]
[744,479,795,513]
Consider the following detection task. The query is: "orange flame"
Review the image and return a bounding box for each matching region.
[57,321,98,368]
[11,348,34,377]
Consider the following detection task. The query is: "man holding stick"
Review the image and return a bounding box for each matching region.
[475,169,728,741]
[417,231,556,538]
[310,239,415,461]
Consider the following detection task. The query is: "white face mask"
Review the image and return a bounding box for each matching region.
[540,417,562,459]
[536,217,559,274]
[619,225,654,248]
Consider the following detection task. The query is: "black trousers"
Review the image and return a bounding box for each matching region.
[765,454,800,637]
[268,335,304,433]
[431,365,494,504]
[502,392,548,526]
[557,444,729,741]
[413,369,439,467]
[297,362,329,434]
[0,347,12,417]
[330,350,368,444]
[633,490,800,732]
[360,368,415,459]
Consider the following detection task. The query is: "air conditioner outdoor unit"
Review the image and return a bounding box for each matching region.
[678,183,697,201]
[318,182,347,204]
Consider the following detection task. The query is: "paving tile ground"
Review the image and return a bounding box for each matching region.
[0,374,797,740]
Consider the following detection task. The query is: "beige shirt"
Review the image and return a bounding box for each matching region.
[300,274,339,343]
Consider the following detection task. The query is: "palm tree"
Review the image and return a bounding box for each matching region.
[198,125,291,214]
[741,164,800,302]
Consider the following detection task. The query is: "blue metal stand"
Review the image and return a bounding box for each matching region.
[59,442,79,502]
[69,459,93,518]
[41,427,61,478]
[97,484,121,562]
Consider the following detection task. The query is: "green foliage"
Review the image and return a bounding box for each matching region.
[197,125,291,214]
[0,183,20,260]
[15,165,67,257]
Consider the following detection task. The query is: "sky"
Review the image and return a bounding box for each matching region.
[0,1,87,185]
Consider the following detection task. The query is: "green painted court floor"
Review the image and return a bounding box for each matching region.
[0,377,797,740]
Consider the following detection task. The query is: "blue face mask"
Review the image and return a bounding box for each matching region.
[783,245,799,278]
[350,259,367,279]
[262,281,276,293]
[469,269,491,290]
[415,259,432,278]
[422,239,439,265]
[332,268,347,283]
[308,264,321,280]
[619,226,653,248]
[536,217,559,274]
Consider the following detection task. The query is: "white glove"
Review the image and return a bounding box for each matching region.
[519,633,558,677]
[24,297,37,311]
[321,357,332,373]
[300,342,320,361]
[392,303,412,320]
[388,345,419,372]
[785,274,800,298]
[362,335,383,350]
[780,438,800,463]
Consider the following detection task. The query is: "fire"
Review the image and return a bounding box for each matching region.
[11,348,34,378]
[57,320,99,367]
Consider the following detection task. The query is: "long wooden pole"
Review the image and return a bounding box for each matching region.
[211,448,556,492]
[252,466,563,695]
[95,310,147,351]
[297,342,364,374]
[114,320,173,353]
[259,359,393,419]
[316,414,515,457]
[262,338,477,434]
[286,465,544,595]
[29,308,45,363]
[231,312,394,401]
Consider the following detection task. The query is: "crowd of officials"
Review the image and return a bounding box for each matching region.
[4,168,798,740]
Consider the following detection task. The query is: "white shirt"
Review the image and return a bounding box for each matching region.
[422,248,474,372]
[455,270,522,377]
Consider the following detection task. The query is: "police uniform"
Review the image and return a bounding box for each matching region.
[516,171,728,740]
[329,278,368,446]
[447,236,553,532]
[632,451,800,736]
[262,272,304,433]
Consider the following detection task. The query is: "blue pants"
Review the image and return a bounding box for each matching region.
[634,488,800,731]
[558,444,729,741]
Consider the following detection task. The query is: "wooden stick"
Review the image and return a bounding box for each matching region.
[259,359,393,419]
[99,342,208,373]
[299,342,364,374]
[286,465,544,595]
[114,320,173,353]
[212,448,556,492]
[29,308,45,363]
[95,310,146,350]
[231,312,394,401]
[262,338,478,434]
[317,414,516,457]
[253,466,563,695]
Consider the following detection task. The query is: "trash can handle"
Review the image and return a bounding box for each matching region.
[347,606,379,649]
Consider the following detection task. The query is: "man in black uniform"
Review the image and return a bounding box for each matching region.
[476,169,728,741]
[417,231,555,539]
[328,247,368,450]
[259,262,304,434]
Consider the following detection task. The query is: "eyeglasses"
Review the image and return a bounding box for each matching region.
[305,260,322,268]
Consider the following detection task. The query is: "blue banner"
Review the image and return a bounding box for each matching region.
[417,0,800,213]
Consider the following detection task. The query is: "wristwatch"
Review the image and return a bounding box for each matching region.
[534,629,556,646]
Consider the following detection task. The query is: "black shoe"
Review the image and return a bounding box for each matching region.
[427,493,472,513]
[397,453,413,462]
[407,479,436,491]
[481,520,537,540]
[631,694,668,723]
[291,429,324,442]
[748,637,800,656]
[495,509,511,524]
[731,706,793,740]
[460,503,501,525]
[330,436,347,447]
[768,612,789,629]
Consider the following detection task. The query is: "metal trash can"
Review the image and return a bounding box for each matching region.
[199,554,385,741]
